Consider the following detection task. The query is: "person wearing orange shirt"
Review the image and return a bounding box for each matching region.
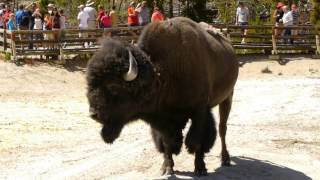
[151,7,164,22]
[127,1,138,26]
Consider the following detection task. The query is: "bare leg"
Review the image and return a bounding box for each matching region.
[219,93,233,166]
[185,107,216,176]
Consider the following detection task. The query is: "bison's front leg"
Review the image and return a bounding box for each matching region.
[151,128,183,175]
[185,107,217,176]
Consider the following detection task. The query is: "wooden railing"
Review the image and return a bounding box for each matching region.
[212,24,320,58]
[0,24,319,62]
[2,26,143,62]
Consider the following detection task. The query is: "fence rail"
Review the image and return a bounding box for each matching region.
[212,24,320,58]
[0,24,319,62]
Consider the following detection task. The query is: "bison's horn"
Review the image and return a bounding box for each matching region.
[123,48,138,81]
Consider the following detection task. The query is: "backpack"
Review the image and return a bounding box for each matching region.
[101,16,111,28]
[20,11,30,27]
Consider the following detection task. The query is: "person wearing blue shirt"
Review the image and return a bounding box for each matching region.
[15,5,24,26]
[7,13,16,31]
[15,4,29,30]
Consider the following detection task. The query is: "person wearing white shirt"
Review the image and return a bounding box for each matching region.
[236,2,250,43]
[280,6,293,43]
[84,0,97,29]
[77,5,89,47]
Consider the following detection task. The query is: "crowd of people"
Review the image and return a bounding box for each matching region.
[0,0,165,33]
[0,0,311,47]
[126,1,164,26]
[236,1,309,44]
[0,0,165,49]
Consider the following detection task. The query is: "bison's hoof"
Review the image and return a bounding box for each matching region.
[221,152,231,166]
[161,167,174,176]
[194,168,207,176]
[221,160,231,167]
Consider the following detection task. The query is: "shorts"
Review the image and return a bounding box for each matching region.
[239,22,248,32]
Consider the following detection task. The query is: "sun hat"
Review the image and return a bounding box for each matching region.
[78,4,84,9]
[129,1,135,6]
[47,3,55,8]
[276,2,285,9]
[86,0,95,7]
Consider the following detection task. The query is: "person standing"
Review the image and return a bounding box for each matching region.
[151,7,164,22]
[135,1,150,26]
[77,4,89,48]
[273,2,284,37]
[52,8,61,39]
[290,3,299,41]
[59,9,66,29]
[101,10,111,28]
[3,5,11,29]
[127,1,139,26]
[7,13,16,31]
[84,0,97,29]
[235,1,250,44]
[109,6,118,27]
[32,8,43,42]
[96,5,105,28]
[0,3,5,28]
[280,5,293,44]
[16,4,29,30]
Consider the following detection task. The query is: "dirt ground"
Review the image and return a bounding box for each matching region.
[0,55,319,180]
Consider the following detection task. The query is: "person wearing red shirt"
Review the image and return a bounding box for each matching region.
[151,7,164,22]
[3,7,11,29]
[127,1,138,26]
[96,5,105,28]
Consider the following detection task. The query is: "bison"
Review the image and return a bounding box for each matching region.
[86,17,239,176]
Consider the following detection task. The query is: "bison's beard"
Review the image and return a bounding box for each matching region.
[101,123,123,144]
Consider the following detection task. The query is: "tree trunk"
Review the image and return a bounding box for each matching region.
[168,0,173,18]
[118,0,123,11]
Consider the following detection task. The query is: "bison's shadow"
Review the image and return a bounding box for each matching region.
[238,54,315,67]
[156,156,311,180]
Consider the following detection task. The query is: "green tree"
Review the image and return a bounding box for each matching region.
[311,0,320,24]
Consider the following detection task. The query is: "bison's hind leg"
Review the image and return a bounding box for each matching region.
[218,93,233,166]
[185,107,217,176]
[151,128,183,175]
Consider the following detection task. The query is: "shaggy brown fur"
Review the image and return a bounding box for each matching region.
[86,17,239,176]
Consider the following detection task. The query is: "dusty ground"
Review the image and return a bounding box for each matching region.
[0,55,319,180]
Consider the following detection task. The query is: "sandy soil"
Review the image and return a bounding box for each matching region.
[0,55,319,180]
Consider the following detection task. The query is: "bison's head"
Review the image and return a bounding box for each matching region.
[86,38,156,143]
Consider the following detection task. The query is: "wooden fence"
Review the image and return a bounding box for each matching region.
[0,26,142,62]
[212,24,320,59]
[0,24,319,62]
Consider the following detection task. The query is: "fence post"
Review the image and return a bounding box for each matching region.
[59,29,65,64]
[312,26,320,59]
[269,27,281,60]
[226,25,231,41]
[10,32,17,62]
[3,29,7,51]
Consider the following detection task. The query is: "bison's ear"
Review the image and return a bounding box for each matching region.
[123,48,138,81]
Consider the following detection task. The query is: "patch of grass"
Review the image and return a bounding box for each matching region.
[4,53,11,61]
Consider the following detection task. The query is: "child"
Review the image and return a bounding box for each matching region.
[7,13,16,30]
[33,9,43,40]
[59,9,66,29]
